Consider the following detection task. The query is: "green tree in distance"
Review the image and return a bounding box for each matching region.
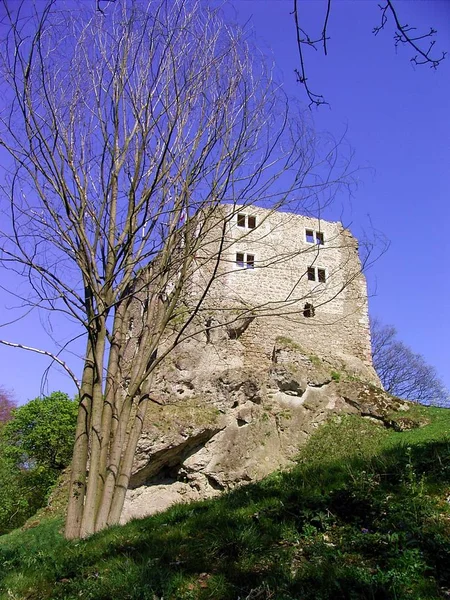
[3,391,77,471]
[0,392,77,534]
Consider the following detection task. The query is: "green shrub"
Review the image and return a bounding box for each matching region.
[0,392,77,534]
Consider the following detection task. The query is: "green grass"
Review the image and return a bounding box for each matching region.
[331,370,341,382]
[1,404,450,599]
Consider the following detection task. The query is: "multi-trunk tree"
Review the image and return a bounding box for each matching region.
[0,0,358,539]
[370,318,449,406]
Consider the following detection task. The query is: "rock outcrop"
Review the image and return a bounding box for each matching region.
[121,335,408,524]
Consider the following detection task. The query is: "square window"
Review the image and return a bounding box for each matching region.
[316,231,324,245]
[236,252,245,267]
[306,229,314,244]
[318,268,326,283]
[246,254,255,269]
[237,213,246,227]
[303,303,315,318]
[247,215,256,229]
[307,267,316,281]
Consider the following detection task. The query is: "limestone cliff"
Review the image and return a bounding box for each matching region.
[121,334,408,524]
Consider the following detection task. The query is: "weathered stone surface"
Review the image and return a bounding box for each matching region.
[121,337,407,524]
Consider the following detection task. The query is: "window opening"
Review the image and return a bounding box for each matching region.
[305,229,325,244]
[236,252,255,269]
[236,252,245,267]
[303,303,315,318]
[306,229,315,244]
[237,213,246,228]
[307,266,326,283]
[237,213,256,229]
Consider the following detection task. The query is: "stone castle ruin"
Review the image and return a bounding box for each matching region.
[121,205,390,523]
[189,205,377,383]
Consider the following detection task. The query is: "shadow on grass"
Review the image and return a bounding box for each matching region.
[1,439,450,600]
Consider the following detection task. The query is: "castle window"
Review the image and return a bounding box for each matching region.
[236,252,255,269]
[307,266,326,283]
[306,229,315,244]
[237,213,246,227]
[237,213,256,229]
[305,229,324,245]
[303,303,315,318]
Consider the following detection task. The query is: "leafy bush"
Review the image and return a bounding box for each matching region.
[0,392,77,535]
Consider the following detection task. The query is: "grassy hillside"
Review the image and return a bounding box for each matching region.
[1,404,450,600]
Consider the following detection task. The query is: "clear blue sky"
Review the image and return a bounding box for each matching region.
[0,0,449,404]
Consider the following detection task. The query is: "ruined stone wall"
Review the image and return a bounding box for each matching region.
[190,205,374,378]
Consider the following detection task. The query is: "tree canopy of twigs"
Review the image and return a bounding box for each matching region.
[0,0,360,539]
[292,0,447,107]
[370,317,449,406]
[0,387,16,425]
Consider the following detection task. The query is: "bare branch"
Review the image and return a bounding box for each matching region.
[0,339,80,390]
[0,0,371,539]
[292,0,327,108]
[374,1,446,69]
[371,317,449,405]
[291,0,446,107]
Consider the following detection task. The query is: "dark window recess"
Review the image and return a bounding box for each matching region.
[307,267,316,281]
[318,268,326,283]
[248,215,256,229]
[316,231,324,245]
[303,303,315,318]
[246,254,255,269]
[237,213,246,227]
[236,252,245,267]
[306,229,315,244]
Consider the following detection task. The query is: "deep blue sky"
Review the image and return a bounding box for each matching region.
[0,0,449,404]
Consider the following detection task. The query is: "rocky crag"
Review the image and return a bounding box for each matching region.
[121,332,409,524]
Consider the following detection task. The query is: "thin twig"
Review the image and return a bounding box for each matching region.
[374,1,446,68]
[292,0,327,108]
[0,339,80,390]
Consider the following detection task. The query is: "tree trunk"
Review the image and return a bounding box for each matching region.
[80,319,107,538]
[65,341,94,540]
[107,394,149,526]
[94,391,135,531]
[95,303,127,518]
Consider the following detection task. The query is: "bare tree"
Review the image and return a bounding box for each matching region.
[0,387,16,424]
[370,317,449,406]
[292,0,447,107]
[0,0,362,539]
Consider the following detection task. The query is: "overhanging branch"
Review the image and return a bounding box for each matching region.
[0,339,80,390]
